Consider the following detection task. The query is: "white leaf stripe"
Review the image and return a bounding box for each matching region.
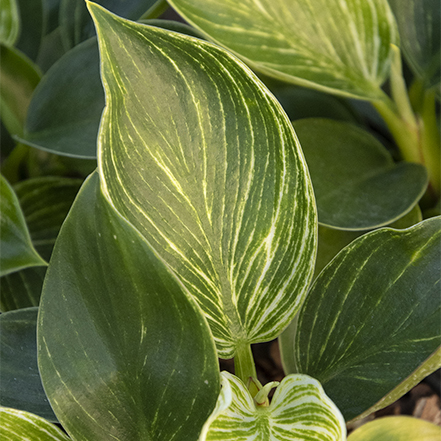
[169,0,398,99]
[201,372,346,440]
[91,5,316,357]
[0,407,69,440]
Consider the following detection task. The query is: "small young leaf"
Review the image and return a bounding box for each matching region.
[0,0,20,46]
[38,172,220,441]
[200,371,346,440]
[88,2,317,358]
[0,307,56,421]
[169,0,398,100]
[294,119,428,230]
[347,416,441,441]
[280,217,441,420]
[0,407,68,441]
[0,174,46,277]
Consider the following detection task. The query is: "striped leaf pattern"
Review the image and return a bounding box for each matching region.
[200,372,346,440]
[0,407,69,441]
[88,3,317,358]
[280,217,441,421]
[168,0,399,100]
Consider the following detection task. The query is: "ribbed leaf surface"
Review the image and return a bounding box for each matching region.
[169,0,398,100]
[281,217,441,421]
[88,3,317,358]
[200,372,346,440]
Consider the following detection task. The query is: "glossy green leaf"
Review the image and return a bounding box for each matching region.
[389,0,440,90]
[200,371,346,440]
[0,267,45,311]
[347,416,441,441]
[0,308,56,421]
[294,119,428,230]
[14,176,82,260]
[20,37,102,158]
[89,3,317,359]
[0,45,41,137]
[0,0,20,46]
[38,172,220,440]
[0,174,46,277]
[280,217,441,421]
[0,407,69,441]
[314,204,422,278]
[59,0,161,50]
[169,0,398,101]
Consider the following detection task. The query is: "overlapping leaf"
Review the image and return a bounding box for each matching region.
[0,407,69,441]
[0,307,56,421]
[169,0,398,100]
[200,371,346,440]
[88,3,316,358]
[0,174,46,277]
[293,119,428,230]
[38,173,220,440]
[0,0,20,46]
[280,217,441,421]
[347,416,441,441]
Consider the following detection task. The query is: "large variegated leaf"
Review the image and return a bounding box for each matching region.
[200,371,346,440]
[168,0,398,100]
[0,307,56,421]
[38,173,220,440]
[0,174,46,277]
[0,407,69,441]
[88,3,316,358]
[347,416,441,441]
[280,217,441,421]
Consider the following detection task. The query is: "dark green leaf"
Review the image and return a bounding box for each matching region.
[0,44,41,137]
[169,0,398,100]
[38,172,220,440]
[0,174,46,277]
[15,0,44,61]
[89,3,317,358]
[389,0,440,90]
[20,37,102,158]
[294,119,428,230]
[280,217,441,421]
[0,307,56,421]
[0,266,45,311]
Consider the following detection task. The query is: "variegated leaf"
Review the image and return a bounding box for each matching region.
[0,407,69,441]
[88,3,317,358]
[168,0,399,100]
[200,372,346,440]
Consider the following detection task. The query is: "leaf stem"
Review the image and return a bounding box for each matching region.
[138,0,169,21]
[234,342,257,392]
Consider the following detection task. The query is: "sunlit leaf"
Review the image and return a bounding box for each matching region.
[200,371,346,440]
[294,119,428,230]
[0,407,68,441]
[0,174,46,277]
[280,217,441,421]
[169,0,398,100]
[0,0,20,46]
[389,0,440,90]
[347,416,441,441]
[88,3,316,358]
[0,45,41,137]
[0,307,56,421]
[38,172,220,440]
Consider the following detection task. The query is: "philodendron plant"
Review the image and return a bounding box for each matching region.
[0,0,440,440]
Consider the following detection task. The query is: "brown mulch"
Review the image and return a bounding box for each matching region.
[219,340,441,432]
